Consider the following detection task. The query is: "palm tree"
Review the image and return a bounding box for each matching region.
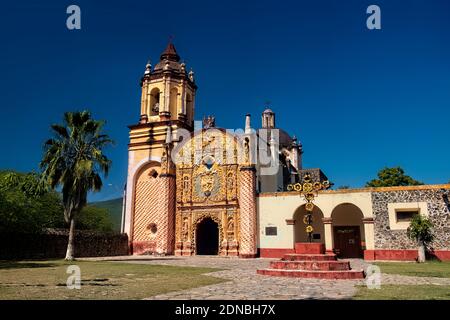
[40,111,113,260]
[407,214,434,263]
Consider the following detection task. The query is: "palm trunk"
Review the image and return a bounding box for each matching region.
[418,242,426,263]
[65,218,76,261]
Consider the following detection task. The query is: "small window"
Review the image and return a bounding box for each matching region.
[265,227,277,236]
[396,210,418,223]
[312,233,321,240]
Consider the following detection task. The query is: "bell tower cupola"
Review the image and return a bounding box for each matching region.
[262,108,275,129]
[139,41,197,127]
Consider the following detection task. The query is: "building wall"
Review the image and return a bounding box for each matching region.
[366,186,450,260]
[257,190,374,257]
[258,185,450,260]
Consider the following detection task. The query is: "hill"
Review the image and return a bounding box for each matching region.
[91,198,123,232]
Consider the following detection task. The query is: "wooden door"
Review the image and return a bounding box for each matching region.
[333,226,362,258]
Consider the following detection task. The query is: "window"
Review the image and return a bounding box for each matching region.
[388,202,428,230]
[396,210,418,222]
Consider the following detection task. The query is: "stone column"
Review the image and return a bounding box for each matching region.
[238,165,257,258]
[157,173,176,254]
[159,77,171,119]
[322,217,333,253]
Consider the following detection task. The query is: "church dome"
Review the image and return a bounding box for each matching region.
[263,108,274,114]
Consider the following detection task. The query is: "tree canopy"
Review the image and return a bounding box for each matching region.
[0,170,113,233]
[0,170,64,233]
[366,167,423,187]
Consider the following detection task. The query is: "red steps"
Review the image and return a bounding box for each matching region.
[257,243,365,280]
[256,268,365,280]
[282,253,337,261]
[270,260,350,271]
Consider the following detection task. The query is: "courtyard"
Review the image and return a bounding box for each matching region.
[1,256,449,300]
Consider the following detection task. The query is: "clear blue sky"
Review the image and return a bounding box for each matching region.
[1,0,449,201]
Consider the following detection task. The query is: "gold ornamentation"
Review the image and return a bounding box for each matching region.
[226,169,237,200]
[305,202,314,212]
[192,159,225,203]
[182,216,189,241]
[174,130,241,256]
[200,171,215,196]
[303,182,313,193]
[287,173,332,242]
[227,215,235,241]
[182,174,191,202]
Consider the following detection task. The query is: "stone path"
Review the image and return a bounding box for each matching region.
[82,256,450,300]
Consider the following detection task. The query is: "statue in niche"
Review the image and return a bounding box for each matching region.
[161,150,168,173]
[227,172,234,190]
[152,102,159,114]
[182,217,189,241]
[183,175,190,191]
[244,138,250,164]
[227,216,234,233]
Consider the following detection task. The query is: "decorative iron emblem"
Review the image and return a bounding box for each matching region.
[287,174,332,242]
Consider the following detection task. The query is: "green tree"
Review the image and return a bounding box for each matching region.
[78,206,113,232]
[407,214,434,263]
[40,111,113,260]
[0,171,64,233]
[366,167,423,187]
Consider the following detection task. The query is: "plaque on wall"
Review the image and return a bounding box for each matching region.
[265,226,277,236]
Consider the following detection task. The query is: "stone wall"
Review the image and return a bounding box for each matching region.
[371,188,450,250]
[0,229,129,260]
[298,168,328,183]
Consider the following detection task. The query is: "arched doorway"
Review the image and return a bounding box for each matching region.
[196,218,219,255]
[293,205,324,244]
[331,203,365,258]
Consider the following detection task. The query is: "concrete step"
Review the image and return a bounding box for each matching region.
[256,268,365,280]
[282,253,337,261]
[270,260,351,271]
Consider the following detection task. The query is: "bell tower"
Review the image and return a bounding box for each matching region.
[124,42,197,255]
[139,41,197,127]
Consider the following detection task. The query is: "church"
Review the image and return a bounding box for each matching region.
[121,43,450,261]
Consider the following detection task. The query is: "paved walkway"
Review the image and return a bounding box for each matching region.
[82,256,450,300]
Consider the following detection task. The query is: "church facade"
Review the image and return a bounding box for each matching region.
[122,43,450,261]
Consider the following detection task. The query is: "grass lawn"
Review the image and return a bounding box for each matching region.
[374,261,450,278]
[354,285,450,300]
[0,260,225,299]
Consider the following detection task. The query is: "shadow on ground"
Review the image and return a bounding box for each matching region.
[0,260,59,270]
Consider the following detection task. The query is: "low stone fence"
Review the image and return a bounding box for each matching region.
[0,229,129,260]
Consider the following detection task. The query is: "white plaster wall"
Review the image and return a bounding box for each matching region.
[257,191,373,249]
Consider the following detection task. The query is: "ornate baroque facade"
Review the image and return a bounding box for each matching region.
[123,43,450,261]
